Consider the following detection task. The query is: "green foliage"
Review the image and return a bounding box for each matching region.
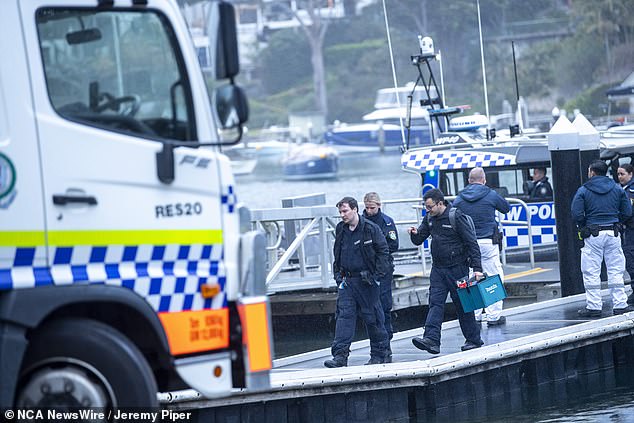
[258,29,311,95]
[563,82,616,119]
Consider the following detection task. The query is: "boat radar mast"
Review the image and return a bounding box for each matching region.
[408,36,467,147]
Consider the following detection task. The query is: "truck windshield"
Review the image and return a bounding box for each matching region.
[36,8,196,141]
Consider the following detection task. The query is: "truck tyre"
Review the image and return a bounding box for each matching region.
[16,318,158,408]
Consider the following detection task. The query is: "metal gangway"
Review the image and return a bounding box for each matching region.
[251,195,536,294]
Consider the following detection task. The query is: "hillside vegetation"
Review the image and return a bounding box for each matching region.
[245,0,634,128]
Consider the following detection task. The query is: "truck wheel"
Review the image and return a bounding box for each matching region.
[16,318,158,408]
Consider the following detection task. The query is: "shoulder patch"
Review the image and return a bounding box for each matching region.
[388,230,397,240]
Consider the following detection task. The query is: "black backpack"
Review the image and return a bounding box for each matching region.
[448,207,476,236]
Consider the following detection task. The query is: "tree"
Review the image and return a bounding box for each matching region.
[256,1,337,118]
[570,0,634,80]
[283,0,334,117]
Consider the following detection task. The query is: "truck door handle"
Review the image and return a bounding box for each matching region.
[53,194,98,206]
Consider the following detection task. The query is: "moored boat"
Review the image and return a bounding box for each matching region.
[325,84,437,154]
[281,143,338,180]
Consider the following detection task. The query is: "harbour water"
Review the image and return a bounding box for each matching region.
[484,375,634,423]
[233,152,422,220]
[233,151,634,422]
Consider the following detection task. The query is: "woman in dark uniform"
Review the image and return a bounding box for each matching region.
[617,163,634,304]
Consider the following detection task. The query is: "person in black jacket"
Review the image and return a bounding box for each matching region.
[528,168,553,200]
[324,197,390,368]
[363,192,399,362]
[617,164,634,304]
[453,167,510,326]
[408,189,484,354]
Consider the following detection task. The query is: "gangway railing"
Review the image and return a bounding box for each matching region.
[252,196,535,294]
[400,196,535,272]
[502,198,534,268]
[251,206,337,293]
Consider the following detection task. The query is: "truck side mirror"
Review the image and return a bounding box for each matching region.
[215,84,248,129]
[208,1,240,80]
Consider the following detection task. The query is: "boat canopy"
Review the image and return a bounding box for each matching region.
[402,150,516,172]
[401,137,552,173]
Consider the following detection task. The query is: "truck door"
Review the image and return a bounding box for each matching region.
[19,3,228,320]
[0,2,47,282]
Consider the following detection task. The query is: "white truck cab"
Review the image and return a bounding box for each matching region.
[0,0,272,409]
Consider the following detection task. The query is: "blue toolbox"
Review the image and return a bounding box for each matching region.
[456,274,507,313]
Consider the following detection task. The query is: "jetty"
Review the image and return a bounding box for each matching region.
[162,289,634,422]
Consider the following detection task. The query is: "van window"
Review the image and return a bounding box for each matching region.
[36,8,196,141]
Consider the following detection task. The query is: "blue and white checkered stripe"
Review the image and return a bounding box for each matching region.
[503,225,557,248]
[222,184,237,214]
[0,244,226,313]
[402,151,516,171]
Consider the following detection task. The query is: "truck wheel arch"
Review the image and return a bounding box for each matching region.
[0,284,184,406]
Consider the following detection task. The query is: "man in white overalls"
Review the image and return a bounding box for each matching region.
[572,160,633,317]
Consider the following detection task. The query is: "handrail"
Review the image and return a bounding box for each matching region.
[266,217,319,285]
[252,196,538,293]
[252,206,337,292]
[410,195,535,269]
[504,198,534,268]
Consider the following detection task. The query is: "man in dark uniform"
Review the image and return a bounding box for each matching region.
[408,189,484,354]
[572,160,632,317]
[363,192,399,362]
[528,167,553,200]
[324,197,390,368]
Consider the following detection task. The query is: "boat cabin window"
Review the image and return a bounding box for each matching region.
[493,170,523,196]
[441,171,467,196]
[436,166,552,202]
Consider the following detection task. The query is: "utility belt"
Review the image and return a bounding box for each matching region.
[340,269,374,285]
[578,224,620,239]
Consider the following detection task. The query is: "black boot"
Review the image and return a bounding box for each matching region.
[324,357,347,368]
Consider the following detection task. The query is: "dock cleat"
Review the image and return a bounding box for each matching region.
[412,337,440,354]
[578,308,602,318]
[461,339,484,351]
[324,357,347,368]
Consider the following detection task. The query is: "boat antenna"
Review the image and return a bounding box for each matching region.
[438,50,446,107]
[476,0,492,140]
[511,40,524,133]
[381,0,407,152]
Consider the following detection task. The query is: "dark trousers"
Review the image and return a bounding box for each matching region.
[379,271,393,342]
[331,276,388,360]
[423,264,481,346]
[624,228,634,283]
